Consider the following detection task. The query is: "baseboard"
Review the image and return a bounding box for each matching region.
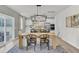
[57,37,79,53]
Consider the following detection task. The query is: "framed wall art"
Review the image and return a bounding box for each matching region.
[66,14,79,28]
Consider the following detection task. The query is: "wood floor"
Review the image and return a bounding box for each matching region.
[57,37,79,53]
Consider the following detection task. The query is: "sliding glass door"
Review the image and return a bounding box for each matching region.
[0,16,4,45]
[6,17,14,42]
[0,13,15,46]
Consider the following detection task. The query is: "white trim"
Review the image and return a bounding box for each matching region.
[4,16,6,44]
[13,17,15,40]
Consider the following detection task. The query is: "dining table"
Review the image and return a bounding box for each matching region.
[18,32,59,49]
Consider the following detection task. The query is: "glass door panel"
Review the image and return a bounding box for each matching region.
[6,17,14,42]
[0,16,4,45]
[0,13,15,46]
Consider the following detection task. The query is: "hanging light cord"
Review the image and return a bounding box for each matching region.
[36,5,42,16]
[37,5,38,16]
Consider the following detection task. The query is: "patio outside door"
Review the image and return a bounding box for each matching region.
[0,13,15,46]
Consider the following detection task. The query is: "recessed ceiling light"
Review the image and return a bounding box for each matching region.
[47,16,55,19]
[48,11,56,13]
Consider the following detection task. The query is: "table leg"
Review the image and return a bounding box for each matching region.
[51,35,58,49]
[52,38,57,49]
[19,35,23,48]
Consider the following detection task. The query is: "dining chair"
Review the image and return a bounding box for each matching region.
[40,29,46,33]
[57,32,62,39]
[39,34,50,50]
[26,34,37,51]
[31,29,37,33]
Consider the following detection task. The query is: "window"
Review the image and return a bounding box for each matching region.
[0,13,15,46]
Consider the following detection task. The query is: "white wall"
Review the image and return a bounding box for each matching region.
[56,6,79,49]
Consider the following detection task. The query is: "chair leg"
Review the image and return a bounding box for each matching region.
[26,44,28,50]
[47,41,50,50]
[40,42,42,50]
[34,42,36,51]
[26,41,29,50]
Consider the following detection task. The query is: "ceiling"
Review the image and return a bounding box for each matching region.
[7,5,70,18]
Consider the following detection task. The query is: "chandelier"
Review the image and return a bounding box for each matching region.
[31,5,47,22]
